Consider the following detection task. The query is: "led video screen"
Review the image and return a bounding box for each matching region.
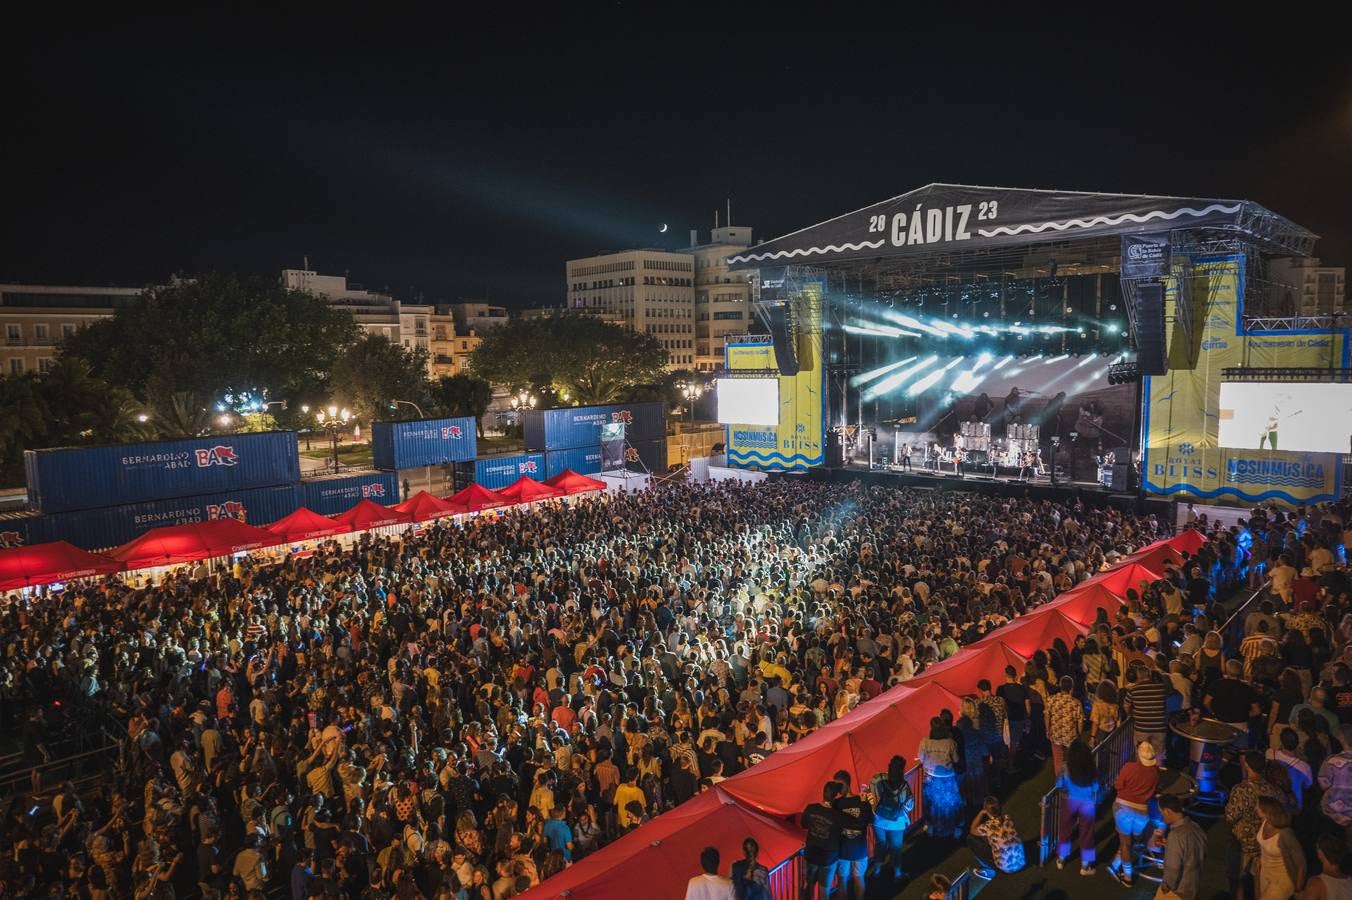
[716,378,780,426]
[1218,381,1352,453]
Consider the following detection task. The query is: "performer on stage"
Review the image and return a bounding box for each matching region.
[900,443,912,471]
[952,445,964,476]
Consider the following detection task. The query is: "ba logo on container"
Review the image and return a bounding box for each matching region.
[441,425,463,439]
[195,445,238,467]
[610,410,633,426]
[625,447,639,462]
[0,530,23,549]
[362,483,387,498]
[519,460,539,474]
[206,501,247,521]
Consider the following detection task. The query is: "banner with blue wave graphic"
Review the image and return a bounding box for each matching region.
[724,283,825,471]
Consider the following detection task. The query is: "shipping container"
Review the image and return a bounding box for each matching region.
[39,483,303,551]
[372,417,477,470]
[24,431,300,514]
[0,510,52,548]
[301,471,400,516]
[543,446,604,479]
[626,438,668,474]
[522,402,665,451]
[453,453,546,491]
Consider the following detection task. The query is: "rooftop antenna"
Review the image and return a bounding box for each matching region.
[715,209,719,229]
[303,255,309,271]
[727,197,732,225]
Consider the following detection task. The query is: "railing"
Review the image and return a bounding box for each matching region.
[0,737,121,799]
[946,867,975,900]
[764,763,926,899]
[1038,716,1134,865]
[1220,581,1270,649]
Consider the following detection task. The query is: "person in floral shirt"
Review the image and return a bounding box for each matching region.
[1044,676,1083,776]
[1226,750,1282,896]
[969,796,1026,877]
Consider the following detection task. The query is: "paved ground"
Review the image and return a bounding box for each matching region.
[871,753,1236,899]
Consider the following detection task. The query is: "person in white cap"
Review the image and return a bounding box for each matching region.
[1107,740,1160,886]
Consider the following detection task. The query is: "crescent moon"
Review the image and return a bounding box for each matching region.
[660,223,669,233]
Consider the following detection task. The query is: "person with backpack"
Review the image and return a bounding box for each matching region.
[868,756,915,880]
[729,837,772,900]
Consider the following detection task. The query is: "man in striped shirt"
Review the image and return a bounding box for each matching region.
[1239,619,1279,679]
[1125,663,1170,763]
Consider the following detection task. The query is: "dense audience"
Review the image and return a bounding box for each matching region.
[0,478,1348,899]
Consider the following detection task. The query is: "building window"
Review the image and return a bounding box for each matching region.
[8,358,21,374]
[5,324,19,344]
[34,324,49,343]
[38,357,53,373]
[61,323,76,339]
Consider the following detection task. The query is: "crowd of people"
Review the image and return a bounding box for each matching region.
[0,476,1346,900]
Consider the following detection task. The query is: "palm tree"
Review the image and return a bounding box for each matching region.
[0,374,48,476]
[87,386,155,443]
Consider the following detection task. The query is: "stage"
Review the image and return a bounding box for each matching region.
[798,461,1168,517]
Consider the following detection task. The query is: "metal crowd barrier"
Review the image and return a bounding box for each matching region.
[945,867,974,900]
[765,762,927,900]
[1038,716,1133,865]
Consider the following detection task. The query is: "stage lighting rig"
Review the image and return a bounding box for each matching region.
[1107,362,1140,385]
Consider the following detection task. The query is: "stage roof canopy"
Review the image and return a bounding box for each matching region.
[727,184,1315,273]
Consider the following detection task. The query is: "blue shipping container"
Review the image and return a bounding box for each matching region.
[522,402,665,451]
[456,453,546,490]
[40,483,303,551]
[626,438,668,474]
[0,512,52,549]
[301,471,400,516]
[25,431,300,514]
[372,417,477,470]
[544,446,603,479]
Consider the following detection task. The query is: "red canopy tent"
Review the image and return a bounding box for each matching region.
[977,607,1089,657]
[0,540,123,591]
[333,499,411,531]
[519,787,804,900]
[1047,580,1127,626]
[495,476,563,504]
[444,483,509,512]
[109,519,280,569]
[719,682,964,817]
[1123,541,1186,573]
[392,490,461,522]
[266,507,351,543]
[1095,561,1170,598]
[543,468,606,495]
[1168,529,1208,555]
[907,640,1029,694]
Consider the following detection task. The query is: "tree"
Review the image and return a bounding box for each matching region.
[434,374,494,437]
[469,316,668,404]
[62,273,357,413]
[330,333,435,424]
[0,375,47,479]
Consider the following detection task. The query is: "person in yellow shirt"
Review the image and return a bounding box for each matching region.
[614,768,647,831]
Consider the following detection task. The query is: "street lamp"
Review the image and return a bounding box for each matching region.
[315,406,352,473]
[390,399,425,418]
[509,390,537,410]
[678,381,704,425]
[136,414,149,423]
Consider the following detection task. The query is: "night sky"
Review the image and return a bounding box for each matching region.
[6,14,1351,307]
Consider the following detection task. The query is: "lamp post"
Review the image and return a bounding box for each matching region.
[509,390,538,412]
[678,381,703,425]
[391,399,425,419]
[315,406,352,473]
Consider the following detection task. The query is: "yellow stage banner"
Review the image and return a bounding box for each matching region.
[725,281,824,471]
[1143,254,1346,506]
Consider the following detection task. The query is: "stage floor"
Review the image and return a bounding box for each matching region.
[843,461,1111,491]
